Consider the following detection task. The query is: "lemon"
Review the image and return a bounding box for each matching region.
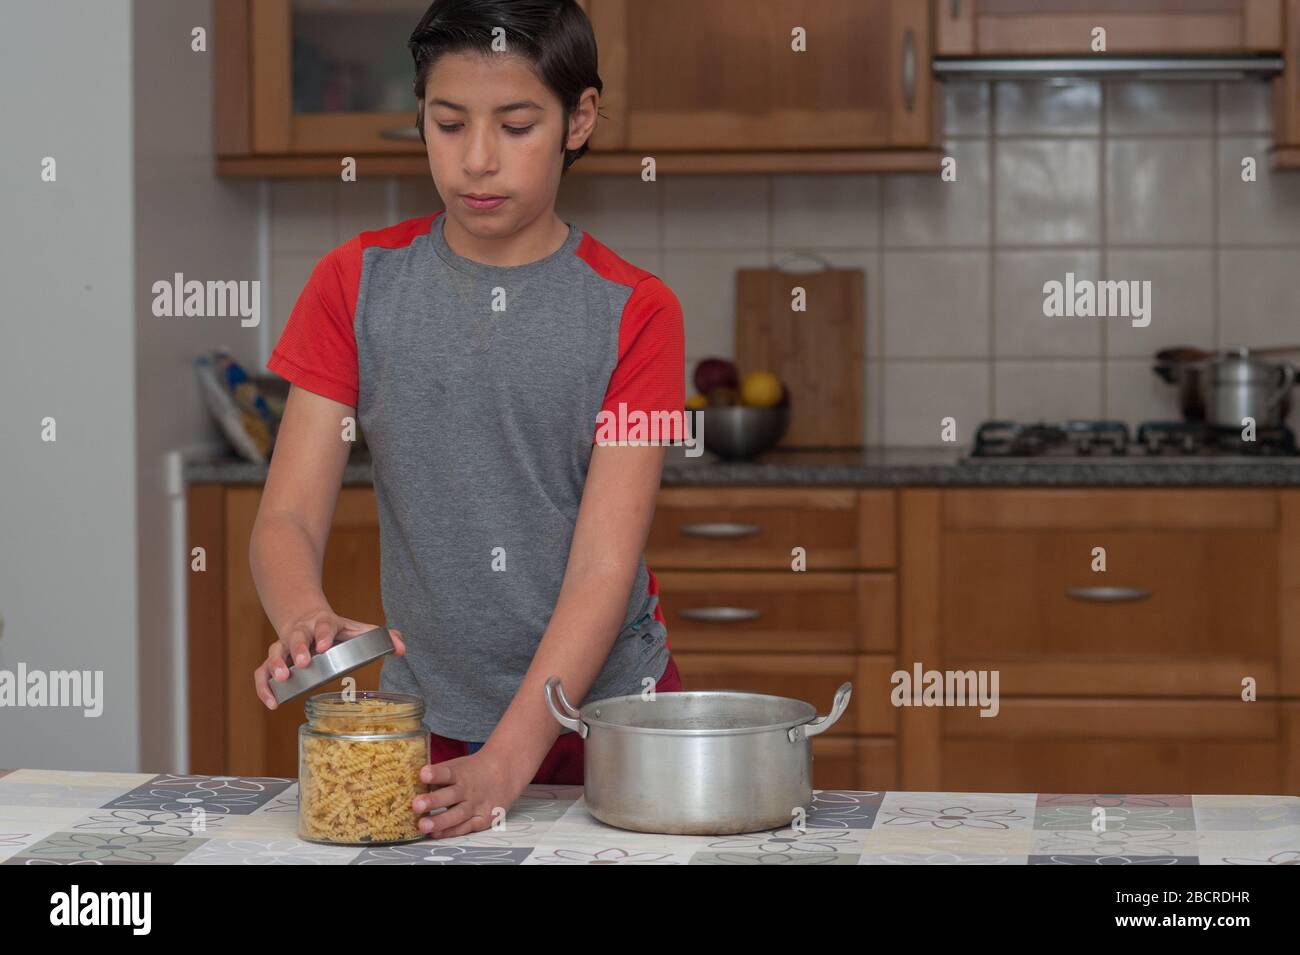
[739,371,783,408]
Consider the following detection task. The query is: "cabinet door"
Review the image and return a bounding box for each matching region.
[940,699,1286,795]
[933,489,1285,697]
[220,487,385,778]
[936,0,1283,54]
[646,488,896,570]
[1278,0,1300,149]
[589,0,934,151]
[242,0,430,156]
[899,489,1300,794]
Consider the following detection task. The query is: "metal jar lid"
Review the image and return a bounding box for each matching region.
[270,627,396,705]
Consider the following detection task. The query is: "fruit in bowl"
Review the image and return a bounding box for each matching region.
[687,359,791,461]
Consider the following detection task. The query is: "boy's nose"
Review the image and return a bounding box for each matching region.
[462,130,499,177]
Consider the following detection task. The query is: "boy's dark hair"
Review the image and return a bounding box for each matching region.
[408,0,603,173]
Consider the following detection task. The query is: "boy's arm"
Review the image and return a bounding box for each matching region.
[250,383,405,708]
[250,384,352,635]
[481,440,667,782]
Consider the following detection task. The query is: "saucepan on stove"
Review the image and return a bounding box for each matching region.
[543,677,852,835]
[1152,345,1298,429]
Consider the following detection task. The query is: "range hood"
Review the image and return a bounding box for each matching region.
[933,54,1283,81]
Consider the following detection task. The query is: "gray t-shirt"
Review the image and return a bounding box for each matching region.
[268,211,684,739]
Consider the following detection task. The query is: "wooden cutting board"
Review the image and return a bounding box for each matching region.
[735,263,864,448]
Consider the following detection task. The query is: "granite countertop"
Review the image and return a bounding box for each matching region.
[186,446,1300,487]
[2,768,1297,864]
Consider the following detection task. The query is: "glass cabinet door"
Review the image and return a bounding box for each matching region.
[250,0,431,155]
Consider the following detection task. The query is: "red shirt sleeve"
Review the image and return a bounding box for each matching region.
[596,276,686,444]
[266,236,363,407]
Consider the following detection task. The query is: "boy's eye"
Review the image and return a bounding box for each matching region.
[433,123,534,136]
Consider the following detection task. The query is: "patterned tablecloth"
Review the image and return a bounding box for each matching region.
[1,768,1297,865]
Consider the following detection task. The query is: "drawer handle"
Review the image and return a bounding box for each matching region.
[679,607,763,623]
[1066,586,1153,603]
[678,522,761,539]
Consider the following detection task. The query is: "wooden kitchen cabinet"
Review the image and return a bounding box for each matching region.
[646,488,897,570]
[216,0,943,176]
[935,0,1284,54]
[189,485,386,778]
[899,489,1300,795]
[652,487,902,789]
[216,0,431,163]
[1277,0,1300,165]
[189,482,901,787]
[589,0,937,152]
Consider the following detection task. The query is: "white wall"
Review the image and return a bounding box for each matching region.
[0,0,138,769]
[0,0,259,773]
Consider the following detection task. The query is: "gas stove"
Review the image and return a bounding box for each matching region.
[967,420,1299,460]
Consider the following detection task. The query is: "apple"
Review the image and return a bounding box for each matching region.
[693,357,739,395]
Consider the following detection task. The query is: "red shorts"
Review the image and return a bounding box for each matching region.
[427,655,684,785]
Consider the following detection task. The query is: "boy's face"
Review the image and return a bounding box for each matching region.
[421,51,594,238]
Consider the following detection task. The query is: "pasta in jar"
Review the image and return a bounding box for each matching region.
[297,691,429,845]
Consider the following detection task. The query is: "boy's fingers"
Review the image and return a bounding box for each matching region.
[389,629,405,654]
[253,668,276,709]
[421,804,468,836]
[313,618,335,653]
[285,625,313,669]
[265,642,291,681]
[414,778,460,814]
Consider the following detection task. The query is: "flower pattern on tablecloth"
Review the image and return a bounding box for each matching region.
[0,774,1295,864]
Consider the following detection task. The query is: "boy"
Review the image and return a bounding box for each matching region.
[250,0,685,840]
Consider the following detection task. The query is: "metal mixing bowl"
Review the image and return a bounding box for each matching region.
[700,406,790,461]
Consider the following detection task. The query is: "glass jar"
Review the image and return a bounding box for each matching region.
[297,690,429,846]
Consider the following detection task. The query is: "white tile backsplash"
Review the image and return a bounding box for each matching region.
[1106,358,1181,426]
[557,175,660,252]
[1105,82,1213,135]
[1218,249,1300,349]
[1216,81,1273,135]
[883,139,991,247]
[772,174,880,248]
[882,251,990,358]
[662,176,769,250]
[994,360,1104,421]
[883,361,990,446]
[1104,249,1214,357]
[264,80,1299,447]
[1106,139,1214,244]
[995,140,1100,244]
[995,80,1101,136]
[1217,136,1300,244]
[994,250,1103,358]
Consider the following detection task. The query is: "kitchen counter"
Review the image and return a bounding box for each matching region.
[1,768,1297,864]
[185,446,1300,486]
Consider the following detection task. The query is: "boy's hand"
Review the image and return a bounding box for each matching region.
[253,610,405,709]
[413,749,529,839]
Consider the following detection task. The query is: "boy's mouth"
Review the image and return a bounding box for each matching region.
[461,194,507,211]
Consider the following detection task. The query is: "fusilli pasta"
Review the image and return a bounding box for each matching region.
[298,696,429,845]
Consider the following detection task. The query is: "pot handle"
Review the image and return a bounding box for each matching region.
[543,677,588,739]
[1267,363,1297,412]
[789,682,852,742]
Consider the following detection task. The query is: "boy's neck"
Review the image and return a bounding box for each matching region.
[440,208,570,268]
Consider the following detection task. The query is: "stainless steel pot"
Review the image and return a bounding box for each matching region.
[543,677,852,835]
[1208,347,1295,429]
[1153,346,1296,428]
